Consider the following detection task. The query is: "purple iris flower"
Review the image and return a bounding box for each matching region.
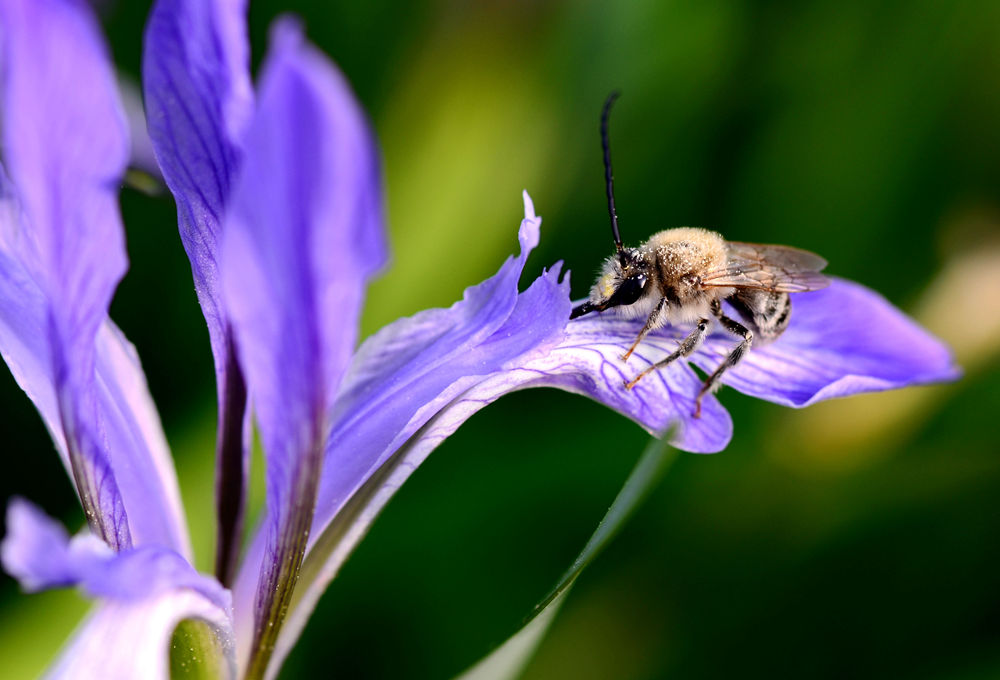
[0,0,957,678]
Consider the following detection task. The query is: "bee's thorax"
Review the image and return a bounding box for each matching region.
[641,227,727,314]
[587,228,730,327]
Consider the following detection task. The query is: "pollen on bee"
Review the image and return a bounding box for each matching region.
[646,227,727,279]
[600,276,615,298]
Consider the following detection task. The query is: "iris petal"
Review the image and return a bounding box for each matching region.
[257,193,725,671]
[220,19,387,674]
[0,0,188,554]
[230,192,565,673]
[0,0,130,548]
[1,499,233,680]
[143,0,253,348]
[517,313,734,453]
[698,278,960,406]
[143,0,255,582]
[240,203,957,672]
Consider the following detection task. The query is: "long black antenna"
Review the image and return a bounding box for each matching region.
[601,91,623,254]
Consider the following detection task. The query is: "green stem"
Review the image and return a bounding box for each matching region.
[169,619,226,680]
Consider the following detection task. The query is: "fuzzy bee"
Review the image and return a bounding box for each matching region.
[571,93,830,416]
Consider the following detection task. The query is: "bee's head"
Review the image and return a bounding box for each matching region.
[570,247,650,319]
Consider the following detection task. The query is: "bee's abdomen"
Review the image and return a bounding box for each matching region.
[729,289,791,341]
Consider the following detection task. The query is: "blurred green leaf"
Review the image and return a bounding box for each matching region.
[456,434,677,680]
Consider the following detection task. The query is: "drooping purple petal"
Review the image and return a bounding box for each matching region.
[309,192,728,533]
[1,498,109,593]
[0,0,187,553]
[512,315,733,452]
[692,277,960,406]
[2,499,221,607]
[239,192,567,669]
[542,280,958,436]
[306,195,728,552]
[251,193,730,670]
[221,19,387,674]
[533,282,957,445]
[315,192,556,531]
[143,0,255,584]
[2,500,234,680]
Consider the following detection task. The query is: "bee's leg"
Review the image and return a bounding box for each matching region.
[624,317,710,389]
[694,314,753,418]
[622,297,667,362]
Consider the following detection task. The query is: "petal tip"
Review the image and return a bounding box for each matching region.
[522,190,536,220]
[269,14,305,52]
[518,192,541,254]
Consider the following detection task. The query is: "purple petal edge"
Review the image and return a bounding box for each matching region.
[1,498,227,610]
[696,278,960,408]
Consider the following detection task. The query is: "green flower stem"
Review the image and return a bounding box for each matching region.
[169,619,226,680]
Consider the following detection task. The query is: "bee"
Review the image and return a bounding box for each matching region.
[571,92,830,416]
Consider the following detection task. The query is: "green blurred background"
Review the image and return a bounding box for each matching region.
[2,0,1000,677]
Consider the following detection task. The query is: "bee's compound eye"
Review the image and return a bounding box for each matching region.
[608,273,647,307]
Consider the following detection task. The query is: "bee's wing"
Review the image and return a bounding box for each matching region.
[701,242,830,292]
